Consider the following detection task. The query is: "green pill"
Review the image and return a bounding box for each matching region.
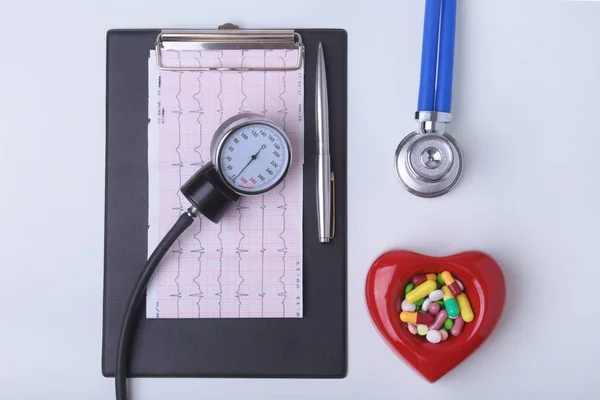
[415,298,425,306]
[437,273,444,287]
[436,300,445,307]
[415,305,421,312]
[445,298,460,318]
[444,319,454,330]
[404,283,415,294]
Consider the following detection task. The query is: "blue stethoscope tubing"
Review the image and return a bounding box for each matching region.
[417,0,457,114]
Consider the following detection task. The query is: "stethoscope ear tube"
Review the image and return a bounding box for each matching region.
[417,0,442,112]
[435,0,457,113]
[417,0,457,114]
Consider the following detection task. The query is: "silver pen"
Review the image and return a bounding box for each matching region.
[316,42,335,243]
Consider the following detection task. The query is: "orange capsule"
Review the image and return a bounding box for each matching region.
[400,311,434,325]
[412,273,437,286]
[441,271,462,296]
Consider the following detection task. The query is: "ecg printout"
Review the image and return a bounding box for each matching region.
[146,49,304,319]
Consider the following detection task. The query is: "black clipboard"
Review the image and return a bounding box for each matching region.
[102,28,348,378]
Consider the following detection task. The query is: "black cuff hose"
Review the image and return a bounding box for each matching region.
[115,211,196,400]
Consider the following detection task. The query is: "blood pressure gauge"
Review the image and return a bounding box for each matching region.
[211,114,292,195]
[181,113,292,222]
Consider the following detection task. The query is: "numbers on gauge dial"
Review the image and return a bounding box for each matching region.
[218,123,290,194]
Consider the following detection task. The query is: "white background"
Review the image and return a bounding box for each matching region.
[1,0,599,399]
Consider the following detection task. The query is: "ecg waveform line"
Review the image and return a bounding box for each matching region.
[235,198,250,317]
[171,55,185,317]
[191,54,205,168]
[190,56,205,317]
[277,54,289,315]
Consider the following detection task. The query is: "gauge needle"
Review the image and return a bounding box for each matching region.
[234,145,266,181]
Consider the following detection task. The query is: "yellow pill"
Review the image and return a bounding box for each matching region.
[416,324,429,336]
[456,293,474,322]
[441,285,454,301]
[405,280,436,303]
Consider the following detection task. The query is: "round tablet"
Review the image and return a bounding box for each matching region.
[422,298,432,312]
[417,324,429,336]
[426,330,442,344]
[407,324,418,335]
[429,290,444,301]
[401,300,416,312]
[440,329,449,341]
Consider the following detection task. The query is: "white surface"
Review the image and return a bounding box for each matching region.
[1,0,599,398]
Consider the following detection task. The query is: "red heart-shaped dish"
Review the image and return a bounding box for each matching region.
[365,250,506,382]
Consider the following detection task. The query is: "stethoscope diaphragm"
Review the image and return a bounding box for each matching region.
[395,112,462,198]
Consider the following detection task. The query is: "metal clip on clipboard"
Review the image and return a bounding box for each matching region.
[155,24,304,72]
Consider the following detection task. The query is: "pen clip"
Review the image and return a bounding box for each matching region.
[329,172,335,240]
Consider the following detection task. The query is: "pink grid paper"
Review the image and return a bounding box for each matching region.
[146,49,304,319]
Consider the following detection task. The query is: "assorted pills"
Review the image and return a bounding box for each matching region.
[401,271,474,344]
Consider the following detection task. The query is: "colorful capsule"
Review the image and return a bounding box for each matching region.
[400,311,434,325]
[441,271,462,296]
[405,280,437,303]
[457,293,474,322]
[441,286,460,318]
[429,310,448,330]
[451,316,465,336]
[412,273,437,286]
[428,302,441,316]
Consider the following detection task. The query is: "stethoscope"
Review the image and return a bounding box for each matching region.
[115,114,292,400]
[395,0,462,198]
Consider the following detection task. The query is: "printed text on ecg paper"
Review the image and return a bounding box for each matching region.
[146,50,304,318]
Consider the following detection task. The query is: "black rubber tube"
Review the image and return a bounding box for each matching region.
[116,212,195,400]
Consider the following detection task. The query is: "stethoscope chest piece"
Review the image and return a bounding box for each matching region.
[395,111,462,198]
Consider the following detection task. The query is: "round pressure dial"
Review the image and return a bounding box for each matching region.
[211,114,292,196]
